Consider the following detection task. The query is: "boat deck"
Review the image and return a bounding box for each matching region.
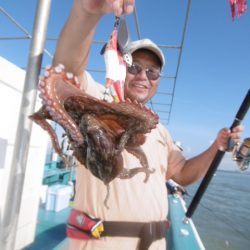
[24,205,70,250]
[23,194,205,250]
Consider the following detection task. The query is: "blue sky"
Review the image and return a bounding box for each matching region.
[1,0,249,170]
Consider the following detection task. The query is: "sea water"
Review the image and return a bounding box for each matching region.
[185,170,250,250]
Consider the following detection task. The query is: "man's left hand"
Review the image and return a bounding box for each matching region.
[216,125,244,151]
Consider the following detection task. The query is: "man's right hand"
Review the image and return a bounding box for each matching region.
[53,0,135,84]
[78,0,135,16]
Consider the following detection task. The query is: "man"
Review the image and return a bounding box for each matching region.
[53,1,243,249]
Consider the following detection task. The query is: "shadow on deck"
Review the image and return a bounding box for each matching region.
[23,206,71,250]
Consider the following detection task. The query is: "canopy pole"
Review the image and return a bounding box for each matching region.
[0,1,52,249]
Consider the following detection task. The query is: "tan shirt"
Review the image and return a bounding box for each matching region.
[68,72,185,250]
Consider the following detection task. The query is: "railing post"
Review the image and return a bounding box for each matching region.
[0,1,52,249]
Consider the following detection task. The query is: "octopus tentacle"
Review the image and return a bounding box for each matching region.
[39,64,84,145]
[103,184,110,209]
[29,106,68,164]
[119,167,155,182]
[119,147,155,182]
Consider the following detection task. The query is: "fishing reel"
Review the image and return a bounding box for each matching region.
[231,137,250,171]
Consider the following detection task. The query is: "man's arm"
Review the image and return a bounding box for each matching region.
[168,125,244,186]
[52,0,134,88]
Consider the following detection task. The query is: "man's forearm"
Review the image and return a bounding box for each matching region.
[170,125,244,186]
[172,142,219,186]
[53,0,102,78]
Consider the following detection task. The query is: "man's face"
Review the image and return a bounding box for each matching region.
[124,50,161,104]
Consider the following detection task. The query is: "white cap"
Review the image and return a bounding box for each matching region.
[125,39,165,68]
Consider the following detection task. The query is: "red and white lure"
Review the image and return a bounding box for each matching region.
[229,0,247,20]
[102,18,127,103]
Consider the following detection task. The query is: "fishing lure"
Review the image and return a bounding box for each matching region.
[229,0,247,20]
[102,17,128,103]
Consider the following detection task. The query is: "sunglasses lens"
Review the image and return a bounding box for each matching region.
[146,70,160,80]
[127,63,160,80]
[127,64,141,75]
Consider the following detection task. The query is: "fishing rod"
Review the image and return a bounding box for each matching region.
[184,89,250,221]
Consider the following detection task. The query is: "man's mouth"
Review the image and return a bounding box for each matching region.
[131,82,149,89]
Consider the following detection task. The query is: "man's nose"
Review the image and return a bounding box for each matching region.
[137,68,148,79]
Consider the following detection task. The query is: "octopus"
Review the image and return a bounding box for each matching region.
[30,64,159,207]
[30,21,159,207]
[30,64,159,183]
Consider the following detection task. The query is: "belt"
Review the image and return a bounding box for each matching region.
[67,209,170,250]
[102,220,170,250]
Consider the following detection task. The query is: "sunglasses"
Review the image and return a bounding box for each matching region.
[127,63,161,81]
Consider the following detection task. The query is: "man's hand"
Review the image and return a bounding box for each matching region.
[216,125,244,151]
[79,0,135,16]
